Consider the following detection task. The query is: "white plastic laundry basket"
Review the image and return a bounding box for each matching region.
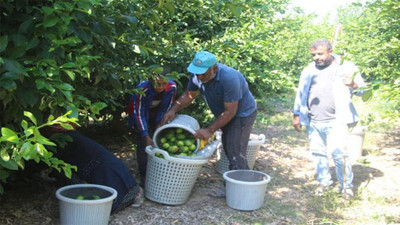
[223,170,271,211]
[216,133,265,174]
[153,114,200,151]
[145,146,208,205]
[55,184,117,225]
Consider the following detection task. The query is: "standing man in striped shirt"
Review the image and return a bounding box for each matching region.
[127,67,177,186]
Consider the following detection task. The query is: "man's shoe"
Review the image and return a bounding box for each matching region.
[314,184,330,196]
[341,188,354,199]
[131,186,144,208]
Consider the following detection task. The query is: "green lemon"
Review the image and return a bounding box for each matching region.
[160,137,167,143]
[76,195,85,200]
[182,146,189,152]
[162,143,170,149]
[169,145,179,153]
[177,140,185,146]
[184,139,193,146]
[177,134,186,140]
[179,152,187,156]
[92,195,101,200]
[166,132,174,139]
[176,128,183,134]
[189,144,196,151]
[155,153,164,159]
[170,136,176,142]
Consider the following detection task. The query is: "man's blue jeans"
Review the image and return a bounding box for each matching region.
[307,121,354,190]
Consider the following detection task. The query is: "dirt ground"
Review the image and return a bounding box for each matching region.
[0,113,399,225]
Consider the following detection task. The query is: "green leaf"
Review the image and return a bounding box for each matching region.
[43,15,59,28]
[164,2,175,15]
[20,142,35,160]
[24,127,34,137]
[35,79,56,93]
[35,143,46,156]
[3,59,26,75]
[16,88,39,107]
[19,18,33,33]
[0,158,18,170]
[227,4,241,18]
[2,71,20,80]
[88,0,101,5]
[0,149,10,161]
[122,15,138,25]
[66,105,79,118]
[0,168,10,181]
[27,37,40,50]
[24,111,37,125]
[0,80,17,91]
[21,120,28,130]
[62,90,73,101]
[36,136,56,146]
[8,44,27,59]
[362,89,373,102]
[1,128,19,143]
[53,37,82,45]
[41,6,55,15]
[58,83,74,91]
[47,115,55,123]
[0,36,8,52]
[78,1,92,12]
[60,62,76,69]
[59,123,74,130]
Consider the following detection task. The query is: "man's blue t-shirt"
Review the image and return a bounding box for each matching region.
[187,63,257,118]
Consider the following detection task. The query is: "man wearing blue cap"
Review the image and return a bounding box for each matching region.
[162,51,257,174]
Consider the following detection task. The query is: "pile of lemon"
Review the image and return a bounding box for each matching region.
[156,128,197,158]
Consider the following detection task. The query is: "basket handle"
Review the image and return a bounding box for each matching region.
[145,146,172,160]
[258,134,266,143]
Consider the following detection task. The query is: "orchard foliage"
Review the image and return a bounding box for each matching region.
[0,0,397,194]
[336,0,400,111]
[0,0,299,193]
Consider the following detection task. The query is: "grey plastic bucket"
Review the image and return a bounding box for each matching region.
[153,114,200,151]
[346,126,367,164]
[223,170,271,211]
[55,184,117,225]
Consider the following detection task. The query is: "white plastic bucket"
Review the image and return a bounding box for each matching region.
[145,146,208,205]
[217,134,265,174]
[153,114,200,151]
[55,184,117,225]
[223,170,271,211]
[346,126,367,164]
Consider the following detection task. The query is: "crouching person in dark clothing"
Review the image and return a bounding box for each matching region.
[44,126,143,213]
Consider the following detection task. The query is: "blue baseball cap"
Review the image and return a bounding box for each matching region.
[187,51,217,74]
